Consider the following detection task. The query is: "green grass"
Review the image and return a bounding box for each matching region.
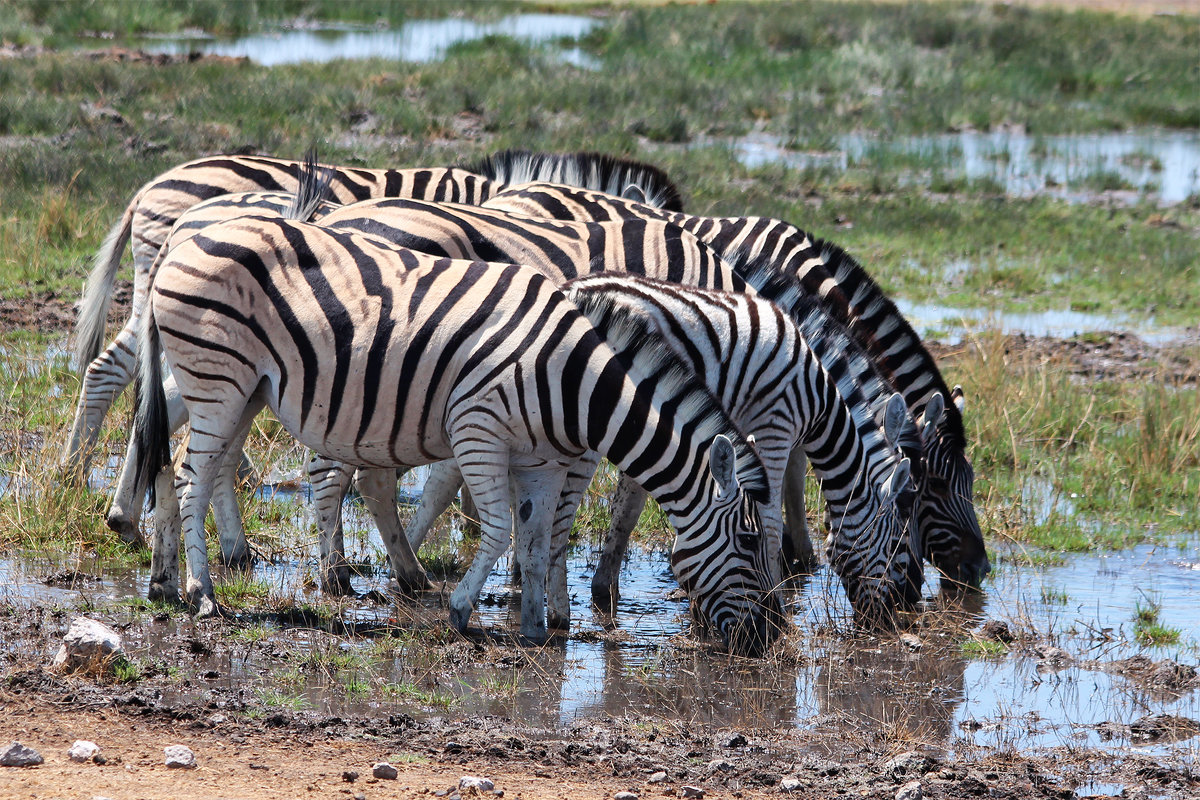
[1133,598,1182,646]
[252,687,311,711]
[212,573,270,609]
[960,638,1007,658]
[381,680,459,710]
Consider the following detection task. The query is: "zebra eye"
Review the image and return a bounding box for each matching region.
[736,533,759,552]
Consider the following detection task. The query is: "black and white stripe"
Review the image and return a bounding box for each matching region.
[132,214,777,653]
[481,182,989,586]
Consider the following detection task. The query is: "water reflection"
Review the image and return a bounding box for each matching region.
[134,14,599,66]
[720,129,1200,206]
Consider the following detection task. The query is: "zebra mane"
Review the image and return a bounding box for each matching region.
[565,284,770,504]
[466,149,684,212]
[810,236,966,449]
[287,150,335,222]
[735,259,923,469]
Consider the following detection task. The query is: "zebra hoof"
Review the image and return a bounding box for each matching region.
[448,604,471,633]
[147,580,180,605]
[391,569,431,595]
[105,513,145,547]
[519,628,549,646]
[547,612,570,632]
[590,582,620,616]
[191,593,220,619]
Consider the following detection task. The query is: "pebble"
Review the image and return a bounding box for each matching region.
[164,744,196,769]
[895,780,922,800]
[0,741,44,767]
[648,771,668,784]
[780,776,803,792]
[723,732,747,748]
[679,787,705,799]
[614,792,639,800]
[706,758,733,773]
[372,762,399,780]
[68,740,101,763]
[899,633,923,651]
[459,776,495,792]
[343,770,359,782]
[884,751,929,777]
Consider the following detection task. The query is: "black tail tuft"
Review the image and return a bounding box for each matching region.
[287,148,335,222]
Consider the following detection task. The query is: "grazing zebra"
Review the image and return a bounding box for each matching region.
[481,182,989,586]
[115,179,742,593]
[409,274,921,627]
[553,274,924,625]
[62,150,681,501]
[132,213,779,653]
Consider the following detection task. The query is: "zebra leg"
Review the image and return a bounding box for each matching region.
[147,435,187,605]
[590,473,648,614]
[210,419,256,570]
[107,373,187,545]
[403,459,464,550]
[546,452,602,630]
[782,445,817,574]
[459,484,481,539]
[356,467,429,593]
[307,454,355,596]
[60,323,141,479]
[511,467,568,643]
[446,444,513,634]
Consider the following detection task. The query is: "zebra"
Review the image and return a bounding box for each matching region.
[559,274,925,625]
[409,274,921,628]
[114,182,743,594]
[62,150,681,505]
[131,212,780,653]
[480,182,990,587]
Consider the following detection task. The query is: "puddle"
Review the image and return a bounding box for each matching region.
[130,14,599,67]
[718,129,1200,206]
[892,299,1188,346]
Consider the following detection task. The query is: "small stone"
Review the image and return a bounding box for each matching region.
[679,787,704,799]
[355,794,366,800]
[459,776,495,792]
[208,714,227,726]
[895,780,922,800]
[372,762,398,780]
[68,740,101,763]
[648,771,668,784]
[52,618,124,675]
[93,754,108,765]
[0,741,44,767]
[780,776,803,792]
[899,633,922,651]
[979,620,1014,643]
[723,732,747,748]
[707,759,733,773]
[884,751,929,777]
[615,792,639,800]
[343,770,359,783]
[163,745,196,769]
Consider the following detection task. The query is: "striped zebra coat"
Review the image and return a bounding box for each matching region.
[119,184,743,596]
[481,182,989,586]
[133,214,778,652]
[551,275,923,625]
[63,150,681,502]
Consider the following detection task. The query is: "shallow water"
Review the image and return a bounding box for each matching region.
[1,469,1196,760]
[723,129,1200,206]
[131,14,599,67]
[892,299,1189,346]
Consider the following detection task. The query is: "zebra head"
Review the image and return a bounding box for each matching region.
[671,434,785,658]
[914,387,990,588]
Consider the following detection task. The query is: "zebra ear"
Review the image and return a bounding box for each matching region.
[921,392,945,444]
[621,183,648,204]
[880,457,912,503]
[709,434,739,496]
[881,393,908,448]
[951,384,966,413]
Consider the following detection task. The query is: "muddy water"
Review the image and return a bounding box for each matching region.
[130,14,599,66]
[1,471,1197,760]
[724,130,1200,206]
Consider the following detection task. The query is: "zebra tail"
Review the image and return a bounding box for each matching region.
[74,201,135,374]
[132,301,171,509]
[286,149,334,223]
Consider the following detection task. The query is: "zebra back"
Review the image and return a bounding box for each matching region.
[466,149,684,211]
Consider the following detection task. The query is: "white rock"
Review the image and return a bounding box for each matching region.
[0,741,43,767]
[895,779,923,800]
[51,618,124,674]
[68,740,100,762]
[614,792,639,800]
[164,744,196,769]
[459,775,495,792]
[679,787,705,799]
[372,762,398,780]
[648,771,668,784]
[780,776,803,792]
